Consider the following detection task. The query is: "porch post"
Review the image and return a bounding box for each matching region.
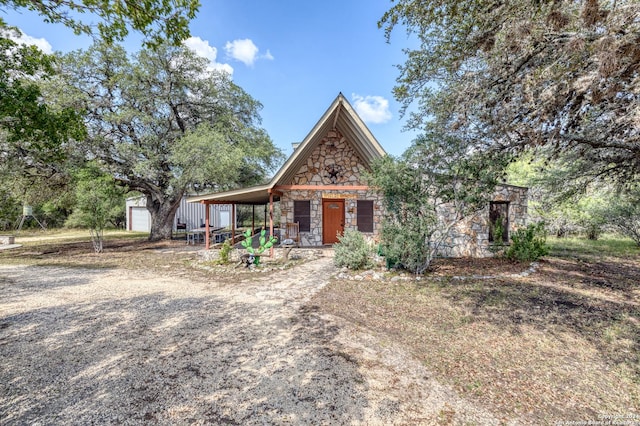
[269,192,274,257]
[205,203,210,249]
[232,203,236,245]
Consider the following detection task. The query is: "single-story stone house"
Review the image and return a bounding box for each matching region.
[187,93,527,256]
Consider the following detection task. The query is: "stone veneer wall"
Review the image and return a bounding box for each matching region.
[279,129,383,246]
[280,190,383,246]
[437,185,528,258]
[291,129,366,186]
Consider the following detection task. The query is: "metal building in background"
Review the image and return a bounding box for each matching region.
[126,196,234,232]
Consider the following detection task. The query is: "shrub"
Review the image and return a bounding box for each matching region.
[608,199,640,247]
[505,222,549,261]
[217,239,232,264]
[334,229,374,270]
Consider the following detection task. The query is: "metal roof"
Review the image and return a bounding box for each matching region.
[186,183,275,205]
[187,93,387,205]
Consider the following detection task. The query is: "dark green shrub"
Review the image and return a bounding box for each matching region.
[505,222,549,261]
[334,229,374,270]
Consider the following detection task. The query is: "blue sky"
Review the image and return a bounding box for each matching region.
[3,1,419,158]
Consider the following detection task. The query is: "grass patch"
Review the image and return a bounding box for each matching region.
[0,228,300,283]
[548,234,639,259]
[314,238,640,424]
[0,229,190,270]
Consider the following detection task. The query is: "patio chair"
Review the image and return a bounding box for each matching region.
[283,222,300,247]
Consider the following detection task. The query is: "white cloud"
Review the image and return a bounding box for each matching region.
[351,94,393,124]
[183,36,233,75]
[225,39,258,66]
[263,49,274,61]
[225,38,273,67]
[5,29,53,54]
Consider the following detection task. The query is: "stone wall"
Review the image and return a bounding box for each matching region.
[291,129,366,186]
[280,189,383,246]
[276,127,528,255]
[280,128,383,246]
[437,185,528,258]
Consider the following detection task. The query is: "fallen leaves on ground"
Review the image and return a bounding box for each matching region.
[313,255,640,424]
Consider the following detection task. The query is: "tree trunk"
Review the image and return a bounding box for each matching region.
[89,228,104,253]
[147,192,183,241]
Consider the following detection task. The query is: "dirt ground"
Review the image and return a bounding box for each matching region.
[1,236,638,424]
[314,254,640,424]
[1,244,499,425]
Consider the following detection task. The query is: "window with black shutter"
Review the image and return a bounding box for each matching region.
[293,200,311,232]
[357,200,374,233]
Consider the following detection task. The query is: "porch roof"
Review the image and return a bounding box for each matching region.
[186,184,275,205]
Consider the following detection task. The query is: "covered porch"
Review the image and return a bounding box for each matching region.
[188,184,283,252]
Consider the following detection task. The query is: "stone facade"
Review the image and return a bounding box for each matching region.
[279,129,383,246]
[437,185,528,258]
[276,126,528,253]
[280,189,383,246]
[291,129,367,186]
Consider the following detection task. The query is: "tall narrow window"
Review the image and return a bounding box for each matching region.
[293,200,311,232]
[357,200,374,233]
[489,201,509,243]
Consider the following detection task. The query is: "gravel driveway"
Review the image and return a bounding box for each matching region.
[0,253,498,425]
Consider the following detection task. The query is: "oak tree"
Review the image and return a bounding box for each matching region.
[1,0,199,209]
[55,42,282,240]
[1,0,199,47]
[381,0,640,187]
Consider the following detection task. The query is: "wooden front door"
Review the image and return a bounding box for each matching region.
[322,199,345,244]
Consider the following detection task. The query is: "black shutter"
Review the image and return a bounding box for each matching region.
[357,200,374,233]
[294,200,311,232]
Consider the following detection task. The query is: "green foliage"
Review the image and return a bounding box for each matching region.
[381,0,640,190]
[548,235,640,259]
[379,214,435,273]
[55,41,282,240]
[65,164,127,253]
[369,132,506,274]
[494,219,504,243]
[217,239,232,264]
[505,153,638,242]
[1,0,200,220]
[488,218,506,256]
[607,196,640,247]
[3,0,200,47]
[0,187,20,231]
[505,223,549,262]
[333,229,374,270]
[0,27,86,191]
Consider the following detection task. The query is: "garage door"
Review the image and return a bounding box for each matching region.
[129,207,151,232]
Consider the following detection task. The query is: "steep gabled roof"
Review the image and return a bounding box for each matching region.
[269,92,386,186]
[188,93,386,205]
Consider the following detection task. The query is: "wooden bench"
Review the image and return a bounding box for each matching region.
[186,230,205,245]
